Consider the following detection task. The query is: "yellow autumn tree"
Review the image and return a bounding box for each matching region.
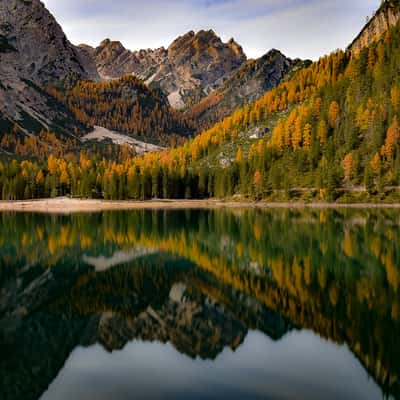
[370,152,381,176]
[328,101,340,129]
[235,147,243,163]
[35,170,45,185]
[270,120,285,150]
[47,154,58,176]
[343,152,355,182]
[391,86,400,112]
[291,116,303,151]
[384,116,399,159]
[253,170,263,198]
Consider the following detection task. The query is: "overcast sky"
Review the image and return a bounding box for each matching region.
[42,0,380,60]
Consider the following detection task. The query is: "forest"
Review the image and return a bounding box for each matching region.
[1,17,400,202]
[47,75,196,146]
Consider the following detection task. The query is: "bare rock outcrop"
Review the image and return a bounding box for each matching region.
[348,0,400,54]
[0,0,97,84]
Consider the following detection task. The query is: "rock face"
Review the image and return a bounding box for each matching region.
[86,39,167,82]
[0,0,97,84]
[348,0,400,54]
[187,49,308,129]
[82,30,247,108]
[0,0,98,134]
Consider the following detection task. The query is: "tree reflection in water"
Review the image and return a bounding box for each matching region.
[0,209,399,399]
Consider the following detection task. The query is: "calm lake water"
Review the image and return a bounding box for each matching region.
[0,209,399,400]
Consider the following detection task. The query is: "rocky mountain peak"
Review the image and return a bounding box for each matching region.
[100,38,111,47]
[170,30,195,45]
[0,0,99,135]
[258,48,286,64]
[84,29,247,108]
[97,38,125,53]
[227,37,245,57]
[348,0,400,54]
[135,46,166,57]
[0,0,93,84]
[94,39,127,72]
[194,28,218,42]
[87,37,167,81]
[168,29,245,63]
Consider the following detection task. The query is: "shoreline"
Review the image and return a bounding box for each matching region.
[0,198,400,213]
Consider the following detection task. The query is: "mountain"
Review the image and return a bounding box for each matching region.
[6,6,400,201]
[24,0,399,203]
[4,0,400,203]
[0,0,192,148]
[81,30,247,108]
[0,0,98,135]
[163,4,399,202]
[81,39,167,82]
[187,49,310,130]
[349,0,400,54]
[0,0,300,148]
[83,32,303,131]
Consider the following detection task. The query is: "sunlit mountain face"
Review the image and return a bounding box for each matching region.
[0,209,399,400]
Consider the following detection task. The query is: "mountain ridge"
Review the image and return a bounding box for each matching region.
[80,29,247,109]
[187,49,310,130]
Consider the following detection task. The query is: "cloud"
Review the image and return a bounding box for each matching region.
[42,0,380,60]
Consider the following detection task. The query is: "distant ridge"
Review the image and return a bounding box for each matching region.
[80,30,247,108]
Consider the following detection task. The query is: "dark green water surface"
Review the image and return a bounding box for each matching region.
[0,209,399,399]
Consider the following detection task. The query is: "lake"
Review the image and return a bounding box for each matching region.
[0,209,399,400]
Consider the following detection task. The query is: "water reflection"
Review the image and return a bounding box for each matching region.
[41,332,381,400]
[0,209,399,399]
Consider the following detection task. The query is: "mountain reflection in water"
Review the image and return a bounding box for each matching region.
[0,209,399,400]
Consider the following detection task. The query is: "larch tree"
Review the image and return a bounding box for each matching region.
[328,101,340,129]
[384,116,399,160]
[343,152,355,183]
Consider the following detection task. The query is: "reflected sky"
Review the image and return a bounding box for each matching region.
[41,330,381,400]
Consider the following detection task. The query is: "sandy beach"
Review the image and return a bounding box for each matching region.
[0,197,400,213]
